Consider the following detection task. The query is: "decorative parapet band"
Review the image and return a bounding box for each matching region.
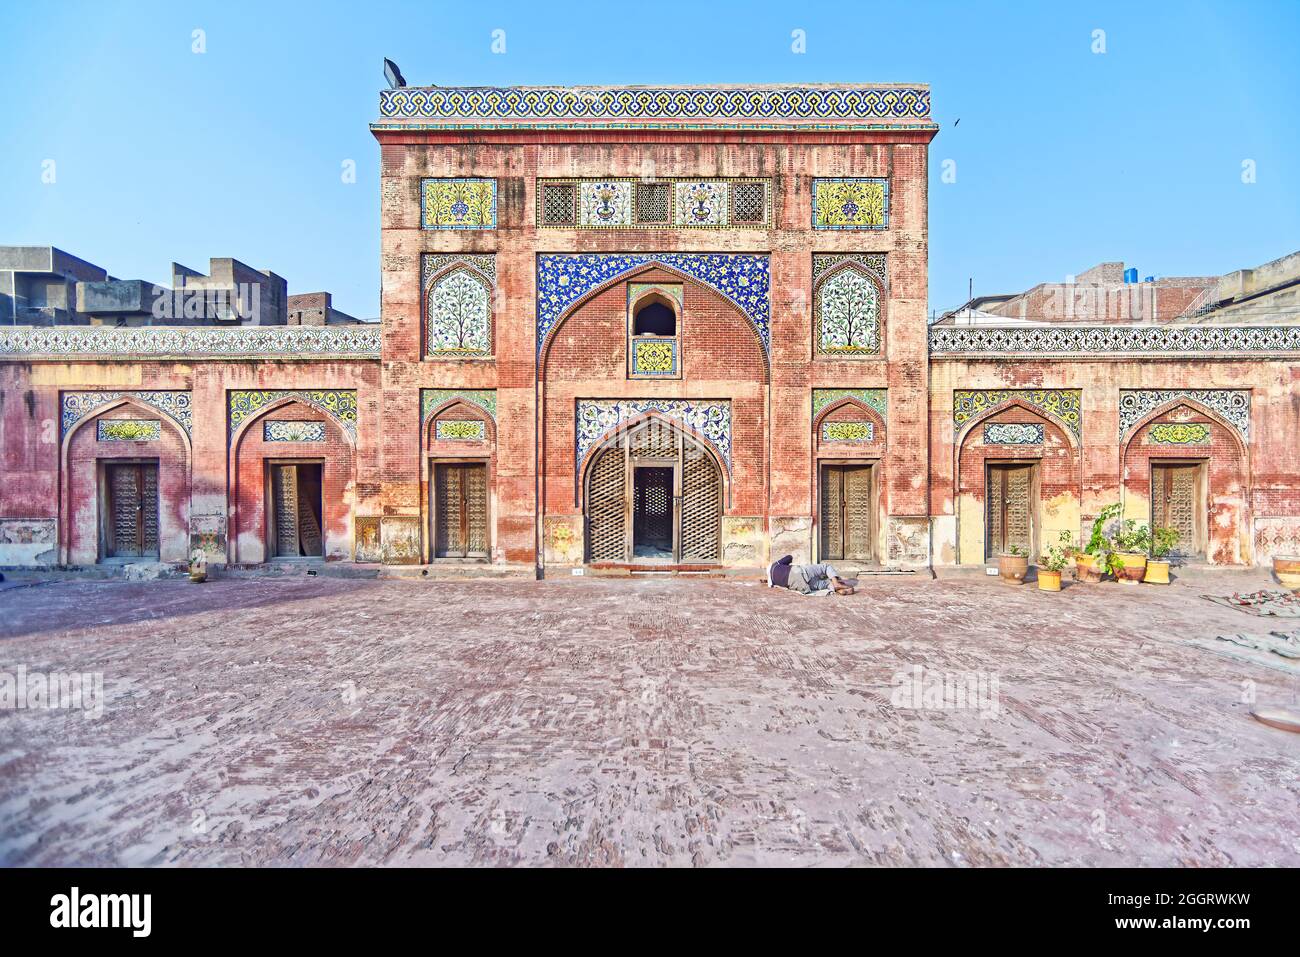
[62,390,192,437]
[953,389,1082,439]
[1118,389,1249,441]
[421,389,497,423]
[537,253,770,357]
[229,390,358,440]
[812,388,887,422]
[929,324,1300,358]
[377,86,932,129]
[0,325,380,361]
[576,399,732,473]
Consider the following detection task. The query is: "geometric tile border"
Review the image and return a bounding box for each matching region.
[3,326,380,360]
[1119,389,1250,441]
[61,390,192,437]
[812,388,888,422]
[378,86,933,125]
[229,390,358,440]
[930,324,1300,357]
[537,253,770,357]
[953,389,1082,439]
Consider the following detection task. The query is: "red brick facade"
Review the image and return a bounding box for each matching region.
[2,84,1297,574]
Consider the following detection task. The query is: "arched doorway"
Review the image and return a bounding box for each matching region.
[585,419,722,563]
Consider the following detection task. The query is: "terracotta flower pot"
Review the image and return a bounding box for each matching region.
[1074,552,1105,583]
[1143,559,1170,584]
[1115,552,1147,585]
[998,553,1029,584]
[1274,556,1300,593]
[1038,569,1062,591]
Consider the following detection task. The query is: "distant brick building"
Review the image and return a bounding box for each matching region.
[2,83,1298,574]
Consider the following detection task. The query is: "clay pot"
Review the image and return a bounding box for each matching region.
[1038,569,1062,591]
[1114,552,1147,585]
[998,552,1029,584]
[1144,559,1170,585]
[1273,556,1300,593]
[1075,552,1105,583]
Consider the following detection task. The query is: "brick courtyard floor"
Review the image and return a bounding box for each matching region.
[1,572,1298,867]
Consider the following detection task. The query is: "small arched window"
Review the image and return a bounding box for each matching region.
[633,299,676,337]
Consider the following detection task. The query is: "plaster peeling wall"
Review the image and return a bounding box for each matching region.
[0,518,57,566]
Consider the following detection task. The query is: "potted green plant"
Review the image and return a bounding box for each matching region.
[1075,503,1120,583]
[1112,520,1151,585]
[998,543,1029,584]
[1037,531,1074,591]
[1144,526,1180,584]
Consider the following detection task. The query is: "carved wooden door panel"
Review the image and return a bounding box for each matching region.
[1152,464,1202,557]
[821,465,872,562]
[106,463,159,559]
[987,464,1033,559]
[435,463,489,559]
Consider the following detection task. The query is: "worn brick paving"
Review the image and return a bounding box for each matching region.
[1,575,1297,867]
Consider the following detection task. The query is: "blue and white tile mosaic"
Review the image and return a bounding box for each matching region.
[1118,389,1250,441]
[930,325,1300,357]
[264,420,327,443]
[983,422,1044,445]
[537,253,770,356]
[62,390,192,437]
[576,400,732,473]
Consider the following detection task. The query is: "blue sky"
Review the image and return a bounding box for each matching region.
[1,0,1296,317]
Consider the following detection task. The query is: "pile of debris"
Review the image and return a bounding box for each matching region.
[1201,588,1300,618]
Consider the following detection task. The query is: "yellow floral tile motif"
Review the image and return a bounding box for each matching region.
[813,178,888,229]
[632,339,677,376]
[435,419,487,441]
[421,178,496,229]
[97,419,160,441]
[1150,422,1210,445]
[821,420,874,442]
[953,389,1081,438]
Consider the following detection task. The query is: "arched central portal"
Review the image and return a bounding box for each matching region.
[585,419,722,563]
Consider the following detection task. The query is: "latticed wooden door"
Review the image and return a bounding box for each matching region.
[106,462,159,558]
[1152,464,1202,557]
[680,444,721,562]
[586,445,628,561]
[272,464,301,557]
[633,467,674,550]
[435,463,489,558]
[820,465,872,561]
[987,463,1033,559]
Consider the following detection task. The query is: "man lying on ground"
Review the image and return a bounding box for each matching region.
[766,554,856,595]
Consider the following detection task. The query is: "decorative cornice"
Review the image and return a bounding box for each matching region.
[0,325,381,361]
[929,324,1300,358]
[376,85,933,130]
